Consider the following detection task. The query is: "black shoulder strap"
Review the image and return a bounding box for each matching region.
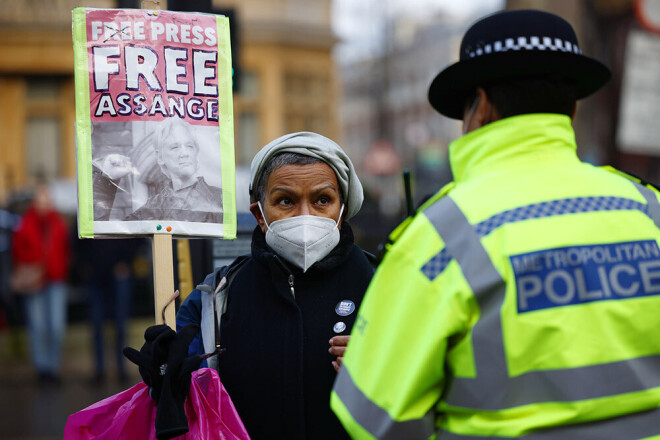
[601,166,660,192]
[362,249,378,272]
[212,254,251,354]
[624,171,660,192]
[213,254,251,291]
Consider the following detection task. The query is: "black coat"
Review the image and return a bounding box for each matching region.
[217,223,374,440]
[176,223,374,438]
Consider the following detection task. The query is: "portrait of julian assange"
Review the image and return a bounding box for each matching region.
[92,118,223,224]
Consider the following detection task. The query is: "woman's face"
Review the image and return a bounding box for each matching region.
[250,162,343,233]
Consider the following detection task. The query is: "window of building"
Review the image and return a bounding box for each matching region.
[25,77,63,181]
[283,71,330,136]
[238,111,259,166]
[26,117,60,180]
[236,71,260,165]
[240,71,260,100]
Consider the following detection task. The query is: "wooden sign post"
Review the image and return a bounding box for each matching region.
[141,0,162,13]
[152,234,175,328]
[137,0,177,330]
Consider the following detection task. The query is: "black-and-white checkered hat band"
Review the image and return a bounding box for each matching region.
[428,9,611,119]
[466,36,582,58]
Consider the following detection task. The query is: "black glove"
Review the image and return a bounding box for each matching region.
[154,324,203,440]
[123,324,176,402]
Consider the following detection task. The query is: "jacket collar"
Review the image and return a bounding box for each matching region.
[251,221,356,275]
[449,113,579,184]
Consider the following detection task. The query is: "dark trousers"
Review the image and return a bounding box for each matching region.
[89,275,132,377]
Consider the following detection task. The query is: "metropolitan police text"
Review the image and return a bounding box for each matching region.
[511,240,660,313]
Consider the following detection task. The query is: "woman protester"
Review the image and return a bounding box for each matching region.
[126,132,375,440]
[178,131,375,439]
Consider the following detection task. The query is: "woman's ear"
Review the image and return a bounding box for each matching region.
[249,202,268,234]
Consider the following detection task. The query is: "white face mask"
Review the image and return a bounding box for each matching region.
[258,202,344,272]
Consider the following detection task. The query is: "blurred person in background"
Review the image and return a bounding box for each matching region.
[11,182,70,385]
[79,238,136,385]
[0,207,20,350]
[332,9,660,439]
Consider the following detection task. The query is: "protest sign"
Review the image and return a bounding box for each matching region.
[72,7,236,239]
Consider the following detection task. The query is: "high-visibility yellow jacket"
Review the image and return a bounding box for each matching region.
[331,114,660,439]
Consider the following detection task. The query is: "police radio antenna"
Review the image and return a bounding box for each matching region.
[403,169,414,217]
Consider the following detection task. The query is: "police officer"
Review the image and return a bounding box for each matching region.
[331,9,660,439]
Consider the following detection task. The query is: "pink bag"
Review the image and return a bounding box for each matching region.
[64,368,250,440]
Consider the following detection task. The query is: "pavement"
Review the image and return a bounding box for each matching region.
[0,317,153,440]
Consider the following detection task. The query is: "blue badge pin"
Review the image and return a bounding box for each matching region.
[335,300,355,316]
[333,321,347,333]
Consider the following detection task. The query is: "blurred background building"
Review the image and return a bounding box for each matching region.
[0,0,659,437]
[1,0,656,248]
[0,0,339,200]
[337,0,659,250]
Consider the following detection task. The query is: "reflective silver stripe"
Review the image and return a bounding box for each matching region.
[422,195,650,280]
[423,197,509,385]
[333,365,435,440]
[436,405,660,439]
[633,181,660,229]
[423,196,660,410]
[448,353,660,409]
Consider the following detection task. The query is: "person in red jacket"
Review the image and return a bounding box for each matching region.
[12,183,70,384]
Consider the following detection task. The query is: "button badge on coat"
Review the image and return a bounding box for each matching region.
[333,321,347,333]
[335,300,355,316]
